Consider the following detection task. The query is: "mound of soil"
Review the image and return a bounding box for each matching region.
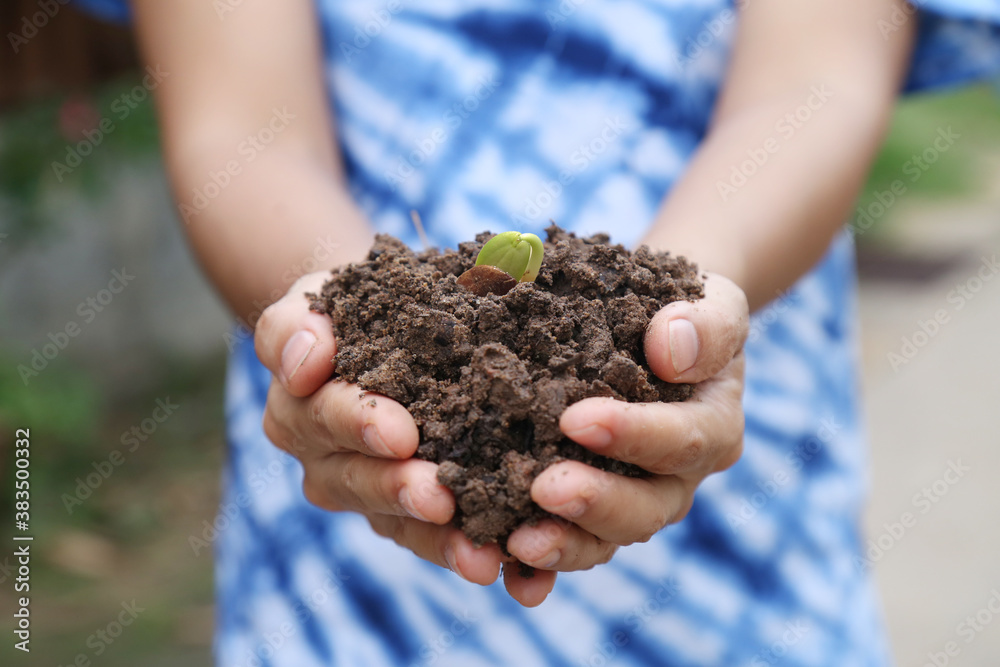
[309,225,703,549]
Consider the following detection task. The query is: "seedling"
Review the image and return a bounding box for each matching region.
[457,231,545,296]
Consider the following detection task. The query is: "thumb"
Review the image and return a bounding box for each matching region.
[644,271,749,383]
[254,272,337,397]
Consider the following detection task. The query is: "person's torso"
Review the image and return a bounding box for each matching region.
[215,3,888,665]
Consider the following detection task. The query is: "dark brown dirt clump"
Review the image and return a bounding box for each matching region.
[309,225,703,550]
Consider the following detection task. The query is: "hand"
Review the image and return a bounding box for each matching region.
[504,272,749,585]
[254,272,555,607]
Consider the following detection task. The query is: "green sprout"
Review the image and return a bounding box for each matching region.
[475,231,545,283]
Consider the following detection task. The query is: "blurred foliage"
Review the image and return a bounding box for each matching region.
[0,354,101,442]
[0,350,223,667]
[0,354,104,531]
[856,83,1000,239]
[0,67,218,661]
[0,73,159,246]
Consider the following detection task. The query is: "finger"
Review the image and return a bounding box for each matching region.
[503,562,557,607]
[264,379,419,459]
[530,462,693,545]
[303,455,454,524]
[255,272,338,397]
[366,515,504,586]
[644,271,749,383]
[560,354,745,475]
[507,518,619,570]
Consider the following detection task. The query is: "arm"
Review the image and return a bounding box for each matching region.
[130,0,375,323]
[645,0,915,311]
[130,0,524,602]
[501,0,916,578]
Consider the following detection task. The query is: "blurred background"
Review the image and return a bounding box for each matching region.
[0,4,997,666]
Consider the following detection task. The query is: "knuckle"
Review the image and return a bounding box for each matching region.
[337,457,368,505]
[256,302,277,335]
[681,432,707,468]
[609,414,644,461]
[262,405,296,456]
[388,516,413,547]
[302,472,333,511]
[254,304,281,358]
[677,415,708,466]
[261,409,283,448]
[308,393,328,430]
[633,509,668,544]
[650,429,704,474]
[632,529,656,545]
[369,515,405,542]
[262,385,311,457]
[588,541,617,566]
[312,384,360,444]
[671,493,695,524]
[367,516,391,539]
[578,476,607,505]
[716,434,744,472]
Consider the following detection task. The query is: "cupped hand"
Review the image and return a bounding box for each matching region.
[254,272,554,607]
[505,272,749,574]
[255,270,748,606]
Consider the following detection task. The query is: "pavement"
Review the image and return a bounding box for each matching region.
[858,195,1000,666]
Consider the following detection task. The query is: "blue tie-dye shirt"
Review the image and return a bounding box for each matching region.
[75,1,1000,665]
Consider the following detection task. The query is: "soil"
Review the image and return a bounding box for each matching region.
[309,225,704,551]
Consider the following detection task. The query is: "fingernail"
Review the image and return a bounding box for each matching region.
[563,423,612,447]
[280,330,317,385]
[668,319,698,376]
[398,486,430,522]
[544,498,587,519]
[363,424,393,457]
[444,545,465,580]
